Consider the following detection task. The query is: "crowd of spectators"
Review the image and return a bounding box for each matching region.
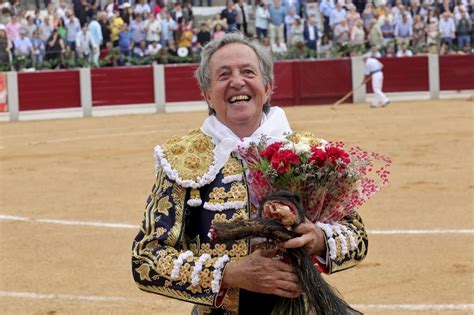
[0,0,472,71]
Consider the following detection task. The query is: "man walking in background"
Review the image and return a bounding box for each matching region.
[364,55,390,108]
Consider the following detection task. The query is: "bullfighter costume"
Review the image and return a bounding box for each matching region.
[131,107,368,314]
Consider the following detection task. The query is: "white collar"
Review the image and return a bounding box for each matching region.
[201,106,292,169]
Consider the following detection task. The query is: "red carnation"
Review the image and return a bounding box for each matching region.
[271,149,300,174]
[326,146,350,165]
[308,147,328,166]
[261,142,284,161]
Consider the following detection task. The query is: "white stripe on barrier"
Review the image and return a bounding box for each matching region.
[0,290,473,311]
[0,214,473,235]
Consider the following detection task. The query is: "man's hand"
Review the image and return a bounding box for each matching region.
[282,218,326,257]
[222,249,301,298]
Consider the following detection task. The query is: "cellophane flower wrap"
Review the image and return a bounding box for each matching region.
[241,132,391,225]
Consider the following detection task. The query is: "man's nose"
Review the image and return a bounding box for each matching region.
[229,72,245,89]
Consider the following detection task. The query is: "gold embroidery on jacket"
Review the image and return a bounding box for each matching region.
[136,264,152,281]
[165,185,186,246]
[162,130,214,182]
[222,158,242,177]
[157,195,173,216]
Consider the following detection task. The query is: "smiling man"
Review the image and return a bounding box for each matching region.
[131,33,368,314]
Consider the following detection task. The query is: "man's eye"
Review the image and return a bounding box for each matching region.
[243,69,256,76]
[217,73,230,80]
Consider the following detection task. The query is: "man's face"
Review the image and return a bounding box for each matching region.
[204,43,272,135]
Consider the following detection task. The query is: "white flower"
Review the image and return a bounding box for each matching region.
[293,142,311,154]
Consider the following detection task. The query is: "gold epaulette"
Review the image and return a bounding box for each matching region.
[154,129,216,188]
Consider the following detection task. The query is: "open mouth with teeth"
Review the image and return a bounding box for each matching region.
[228,95,251,103]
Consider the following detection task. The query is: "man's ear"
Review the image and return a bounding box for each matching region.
[265,83,273,102]
[203,90,213,108]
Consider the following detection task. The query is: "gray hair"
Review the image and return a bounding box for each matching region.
[195,32,274,115]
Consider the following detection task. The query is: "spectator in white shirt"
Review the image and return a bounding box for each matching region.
[146,40,162,57]
[13,30,33,58]
[135,0,151,15]
[255,1,271,39]
[439,11,456,50]
[396,42,413,57]
[329,2,346,30]
[145,13,161,44]
[76,24,98,64]
[271,38,287,56]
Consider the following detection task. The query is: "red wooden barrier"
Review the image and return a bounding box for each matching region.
[295,59,352,105]
[18,70,81,111]
[91,66,154,106]
[164,64,202,103]
[273,61,296,106]
[367,56,429,93]
[439,55,474,91]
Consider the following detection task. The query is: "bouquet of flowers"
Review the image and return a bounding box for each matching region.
[209,133,391,315]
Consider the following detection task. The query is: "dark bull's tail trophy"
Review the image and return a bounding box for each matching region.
[209,191,362,315]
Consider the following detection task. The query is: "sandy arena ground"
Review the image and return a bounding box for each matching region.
[0,99,473,314]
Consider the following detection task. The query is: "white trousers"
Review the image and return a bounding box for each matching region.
[371,72,389,106]
[269,24,285,47]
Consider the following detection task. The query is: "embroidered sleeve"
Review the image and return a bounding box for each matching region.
[131,170,230,307]
[316,212,368,274]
